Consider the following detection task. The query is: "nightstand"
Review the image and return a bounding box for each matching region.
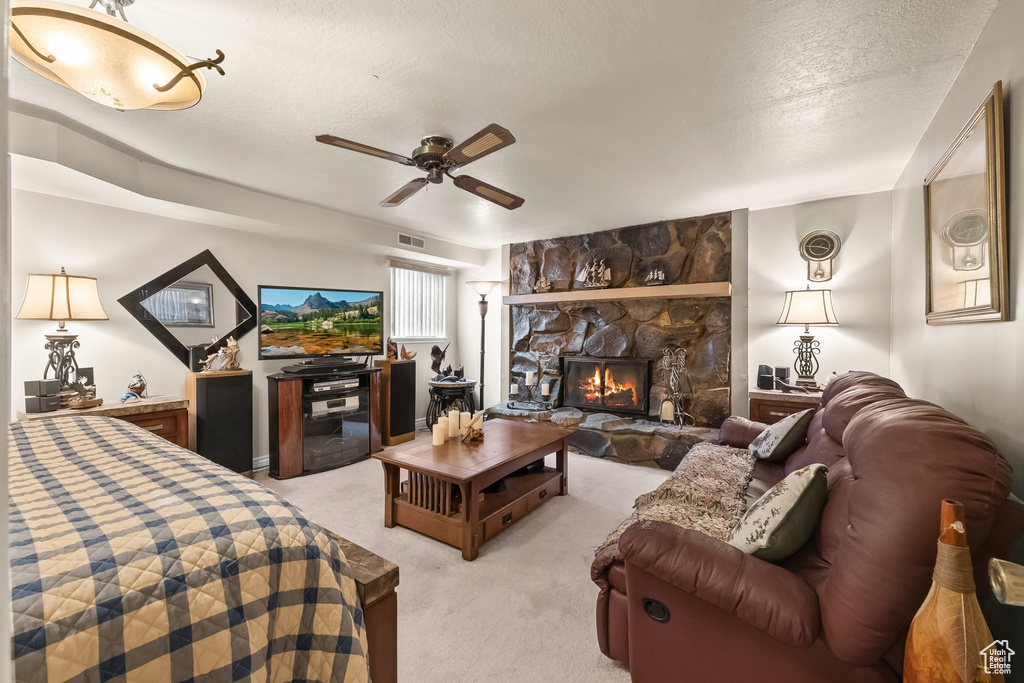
[18,395,190,448]
[749,390,822,424]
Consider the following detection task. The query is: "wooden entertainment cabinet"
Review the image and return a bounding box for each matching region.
[268,367,381,479]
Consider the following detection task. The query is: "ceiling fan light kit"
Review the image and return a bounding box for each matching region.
[316,123,525,210]
[9,0,225,110]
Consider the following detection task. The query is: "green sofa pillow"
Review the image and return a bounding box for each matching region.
[727,463,829,562]
[748,408,815,461]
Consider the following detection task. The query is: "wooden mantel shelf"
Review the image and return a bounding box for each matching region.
[502,282,731,305]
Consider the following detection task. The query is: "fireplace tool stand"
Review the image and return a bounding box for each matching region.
[661,348,695,427]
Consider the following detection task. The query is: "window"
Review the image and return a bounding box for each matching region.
[389,260,449,340]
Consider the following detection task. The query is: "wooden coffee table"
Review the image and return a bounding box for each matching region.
[373,419,571,560]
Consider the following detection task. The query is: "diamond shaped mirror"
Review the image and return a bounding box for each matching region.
[118,249,257,367]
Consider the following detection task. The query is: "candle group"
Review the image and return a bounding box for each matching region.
[433,411,485,446]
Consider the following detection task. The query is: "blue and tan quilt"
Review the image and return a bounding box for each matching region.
[8,416,369,683]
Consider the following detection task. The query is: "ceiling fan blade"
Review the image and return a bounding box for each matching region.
[380,178,428,207]
[452,175,525,210]
[444,124,516,167]
[316,134,416,166]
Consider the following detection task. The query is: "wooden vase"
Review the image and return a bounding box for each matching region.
[904,500,1002,683]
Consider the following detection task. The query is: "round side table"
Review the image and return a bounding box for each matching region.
[426,380,477,428]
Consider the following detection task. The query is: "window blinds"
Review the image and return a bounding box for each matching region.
[390,266,447,339]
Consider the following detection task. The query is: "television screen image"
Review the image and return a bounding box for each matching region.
[258,286,383,359]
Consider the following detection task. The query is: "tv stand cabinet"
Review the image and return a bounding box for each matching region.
[268,368,381,479]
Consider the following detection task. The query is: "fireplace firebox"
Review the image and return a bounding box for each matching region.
[562,357,652,416]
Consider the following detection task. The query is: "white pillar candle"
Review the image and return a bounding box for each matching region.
[660,400,674,422]
[541,381,550,397]
[525,371,535,386]
[460,411,473,435]
[448,409,461,437]
[432,424,447,446]
[509,384,518,396]
[437,417,449,441]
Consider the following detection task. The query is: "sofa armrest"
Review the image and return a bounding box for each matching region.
[718,416,769,448]
[619,520,820,647]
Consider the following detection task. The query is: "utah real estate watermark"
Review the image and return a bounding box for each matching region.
[980,640,1014,676]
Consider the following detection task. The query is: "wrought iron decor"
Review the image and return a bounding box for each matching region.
[924,81,1008,325]
[660,348,695,427]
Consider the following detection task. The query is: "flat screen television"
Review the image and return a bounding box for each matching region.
[258,285,383,360]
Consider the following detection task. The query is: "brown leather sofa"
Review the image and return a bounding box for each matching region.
[592,372,1024,682]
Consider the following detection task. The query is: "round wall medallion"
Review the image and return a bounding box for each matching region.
[799,230,842,262]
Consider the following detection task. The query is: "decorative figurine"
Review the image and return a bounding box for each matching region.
[430,342,454,380]
[534,276,553,293]
[576,258,612,289]
[645,268,665,285]
[386,338,398,360]
[400,345,417,360]
[219,337,240,371]
[199,351,219,372]
[68,381,102,409]
[121,371,147,403]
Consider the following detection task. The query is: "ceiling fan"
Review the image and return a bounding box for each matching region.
[315,123,525,210]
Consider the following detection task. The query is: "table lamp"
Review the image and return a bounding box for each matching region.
[16,267,108,387]
[776,286,837,389]
[466,280,501,407]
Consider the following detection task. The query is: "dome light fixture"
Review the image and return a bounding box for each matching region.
[9,0,225,110]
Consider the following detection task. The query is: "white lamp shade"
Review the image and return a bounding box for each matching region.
[17,270,108,321]
[466,280,501,296]
[777,288,838,326]
[9,1,207,110]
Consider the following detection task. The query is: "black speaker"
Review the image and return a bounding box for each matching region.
[375,359,416,445]
[187,371,254,473]
[774,366,791,383]
[756,365,775,390]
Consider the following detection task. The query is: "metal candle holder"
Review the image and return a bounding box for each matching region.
[661,348,695,427]
[506,381,553,411]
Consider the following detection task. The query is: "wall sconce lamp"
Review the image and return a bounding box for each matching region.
[777,286,837,389]
[466,280,501,408]
[16,267,108,387]
[9,0,225,111]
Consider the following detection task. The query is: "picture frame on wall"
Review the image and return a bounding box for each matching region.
[923,81,1008,325]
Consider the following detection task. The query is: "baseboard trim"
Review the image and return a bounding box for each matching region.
[253,454,270,472]
[415,417,426,431]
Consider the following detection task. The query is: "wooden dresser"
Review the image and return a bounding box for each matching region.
[748,389,822,424]
[18,395,190,448]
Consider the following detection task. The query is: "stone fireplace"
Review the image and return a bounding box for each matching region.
[563,357,651,416]
[508,211,733,429]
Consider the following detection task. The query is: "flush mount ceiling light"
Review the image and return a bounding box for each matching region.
[9,0,225,110]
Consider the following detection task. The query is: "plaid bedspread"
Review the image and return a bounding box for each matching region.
[8,416,369,683]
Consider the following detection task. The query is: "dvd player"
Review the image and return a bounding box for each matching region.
[312,378,360,392]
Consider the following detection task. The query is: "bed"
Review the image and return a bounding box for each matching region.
[8,415,370,683]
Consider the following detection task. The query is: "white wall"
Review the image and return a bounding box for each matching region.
[455,247,504,410]
[10,190,459,462]
[748,191,892,386]
[890,0,1024,496]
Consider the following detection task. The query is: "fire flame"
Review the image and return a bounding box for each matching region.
[577,366,637,406]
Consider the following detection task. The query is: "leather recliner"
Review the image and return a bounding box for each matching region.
[591,372,1024,682]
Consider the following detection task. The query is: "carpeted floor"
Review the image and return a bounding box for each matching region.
[257,446,669,683]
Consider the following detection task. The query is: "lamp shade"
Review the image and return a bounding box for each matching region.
[17,268,108,321]
[9,1,212,110]
[466,280,501,297]
[777,288,837,326]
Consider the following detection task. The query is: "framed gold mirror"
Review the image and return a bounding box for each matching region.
[924,81,1008,325]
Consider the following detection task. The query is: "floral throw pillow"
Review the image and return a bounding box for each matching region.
[727,463,829,562]
[748,408,815,461]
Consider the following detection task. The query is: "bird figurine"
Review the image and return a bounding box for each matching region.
[400,345,417,360]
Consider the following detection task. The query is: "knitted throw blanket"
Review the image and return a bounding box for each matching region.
[595,442,757,556]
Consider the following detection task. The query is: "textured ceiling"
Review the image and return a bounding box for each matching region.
[9,0,998,248]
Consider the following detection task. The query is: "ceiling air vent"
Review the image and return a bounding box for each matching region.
[397,233,425,249]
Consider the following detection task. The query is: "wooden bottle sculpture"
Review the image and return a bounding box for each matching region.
[904,500,1002,682]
